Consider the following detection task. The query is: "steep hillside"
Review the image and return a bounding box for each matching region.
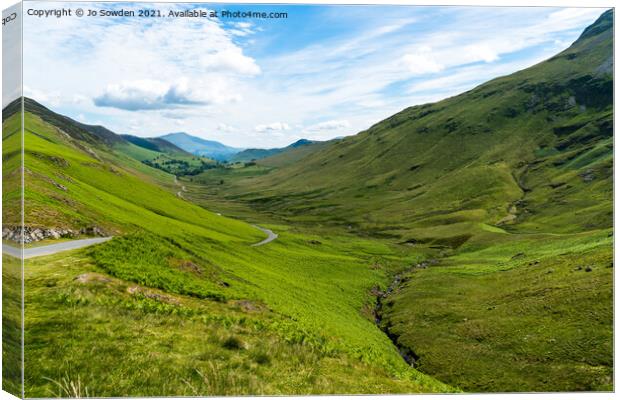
[214,10,612,243]
[121,134,192,157]
[4,98,451,395]
[119,134,217,175]
[180,9,613,392]
[161,132,242,161]
[5,98,258,242]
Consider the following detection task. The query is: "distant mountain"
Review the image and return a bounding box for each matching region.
[160,132,242,161]
[231,139,316,163]
[121,134,191,157]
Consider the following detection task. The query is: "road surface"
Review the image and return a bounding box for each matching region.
[2,237,113,259]
[251,226,278,247]
[174,176,187,199]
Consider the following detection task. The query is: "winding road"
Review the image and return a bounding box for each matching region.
[2,225,275,259]
[173,176,187,199]
[2,237,113,259]
[172,175,277,246]
[2,179,279,258]
[251,226,278,247]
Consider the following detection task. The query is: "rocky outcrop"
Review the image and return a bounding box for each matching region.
[2,225,107,244]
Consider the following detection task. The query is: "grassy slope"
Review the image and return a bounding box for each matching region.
[117,135,217,176]
[2,102,23,397]
[12,102,450,395]
[198,11,612,241]
[22,249,442,397]
[2,104,22,227]
[180,10,614,392]
[381,230,612,391]
[379,14,613,391]
[2,256,22,397]
[121,135,190,156]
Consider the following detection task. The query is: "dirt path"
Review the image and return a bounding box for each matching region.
[3,237,113,259]
[173,176,187,199]
[251,226,278,247]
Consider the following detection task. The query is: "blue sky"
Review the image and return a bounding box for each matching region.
[20,2,606,147]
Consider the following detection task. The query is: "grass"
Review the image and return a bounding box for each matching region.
[380,230,612,392]
[167,11,613,393]
[2,256,22,397]
[9,102,452,396]
[21,249,449,396]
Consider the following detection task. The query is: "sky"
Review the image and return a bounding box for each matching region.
[14,2,607,148]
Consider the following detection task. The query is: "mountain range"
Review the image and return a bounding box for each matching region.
[159,132,243,161]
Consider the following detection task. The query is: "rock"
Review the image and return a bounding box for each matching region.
[1,225,83,243]
[79,226,106,237]
[53,182,67,191]
[579,169,596,182]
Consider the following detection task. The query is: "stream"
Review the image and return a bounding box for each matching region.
[373,259,437,367]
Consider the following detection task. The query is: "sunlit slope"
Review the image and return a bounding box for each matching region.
[220,10,612,240]
[18,102,259,243]
[16,99,452,394]
[2,100,22,227]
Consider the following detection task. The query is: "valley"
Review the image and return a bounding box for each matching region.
[2,8,613,397]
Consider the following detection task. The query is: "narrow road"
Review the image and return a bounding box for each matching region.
[173,175,275,247]
[2,237,113,259]
[174,176,187,199]
[251,226,278,247]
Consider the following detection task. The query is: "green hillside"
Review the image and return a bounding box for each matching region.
[231,139,317,163]
[258,140,332,169]
[203,10,612,241]
[3,99,451,395]
[116,136,218,177]
[121,135,190,157]
[178,9,614,392]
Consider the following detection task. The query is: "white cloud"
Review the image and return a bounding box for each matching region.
[217,123,237,133]
[21,5,606,148]
[235,22,253,29]
[464,44,499,63]
[94,78,240,111]
[401,46,444,75]
[255,122,290,133]
[305,120,351,132]
[200,48,261,76]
